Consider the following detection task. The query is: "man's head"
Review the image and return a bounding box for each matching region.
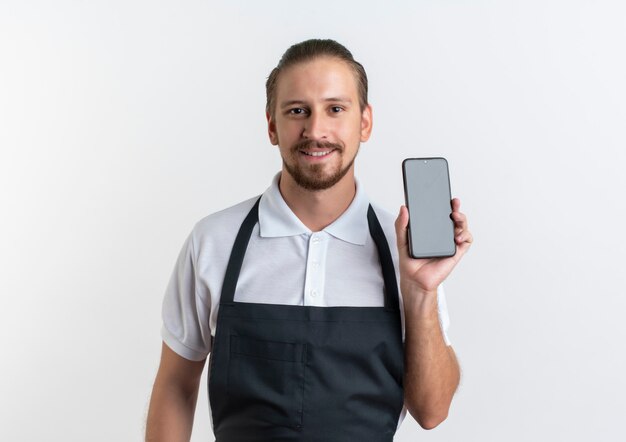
[266,39,373,191]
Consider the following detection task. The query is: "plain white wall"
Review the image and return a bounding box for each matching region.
[1,1,625,440]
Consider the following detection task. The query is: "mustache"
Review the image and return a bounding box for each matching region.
[292,139,343,152]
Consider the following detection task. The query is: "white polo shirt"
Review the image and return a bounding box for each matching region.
[161,173,451,363]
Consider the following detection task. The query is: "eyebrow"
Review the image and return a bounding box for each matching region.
[279,97,353,108]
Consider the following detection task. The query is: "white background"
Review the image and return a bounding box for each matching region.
[1,1,625,440]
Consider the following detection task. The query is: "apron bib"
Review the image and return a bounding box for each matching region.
[208,198,404,441]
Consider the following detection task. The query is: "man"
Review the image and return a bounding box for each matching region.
[146,39,472,441]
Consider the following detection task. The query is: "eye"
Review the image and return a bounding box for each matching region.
[288,108,307,115]
[330,106,343,113]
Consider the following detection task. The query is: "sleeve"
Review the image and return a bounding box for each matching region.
[437,283,452,346]
[160,229,212,361]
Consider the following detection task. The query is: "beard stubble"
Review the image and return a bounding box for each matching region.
[283,139,358,191]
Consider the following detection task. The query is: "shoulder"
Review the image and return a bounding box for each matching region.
[369,202,396,226]
[190,195,260,249]
[369,202,398,245]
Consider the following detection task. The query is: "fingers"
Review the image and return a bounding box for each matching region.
[451,198,461,212]
[451,211,468,232]
[394,205,409,252]
[450,197,473,249]
[450,198,468,232]
[455,229,474,245]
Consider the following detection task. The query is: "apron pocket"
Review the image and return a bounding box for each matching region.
[228,335,306,429]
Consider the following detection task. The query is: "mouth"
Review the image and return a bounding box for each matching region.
[293,140,342,162]
[299,149,335,158]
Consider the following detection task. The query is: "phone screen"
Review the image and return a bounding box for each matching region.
[402,158,456,258]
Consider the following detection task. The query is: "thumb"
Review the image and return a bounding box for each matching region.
[394,205,409,253]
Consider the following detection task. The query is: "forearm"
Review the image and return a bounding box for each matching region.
[403,287,460,429]
[145,379,199,442]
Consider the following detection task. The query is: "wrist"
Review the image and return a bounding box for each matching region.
[401,279,437,299]
[401,284,439,318]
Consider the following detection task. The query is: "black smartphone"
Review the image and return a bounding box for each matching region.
[402,158,456,259]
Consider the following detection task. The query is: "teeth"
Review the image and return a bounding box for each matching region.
[302,150,332,157]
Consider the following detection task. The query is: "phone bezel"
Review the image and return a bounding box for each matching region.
[401,157,456,259]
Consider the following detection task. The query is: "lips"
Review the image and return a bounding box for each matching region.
[300,149,334,157]
[293,140,342,158]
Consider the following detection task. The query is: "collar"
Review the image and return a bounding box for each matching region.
[258,172,370,246]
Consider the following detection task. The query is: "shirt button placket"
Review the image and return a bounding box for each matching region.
[305,233,325,305]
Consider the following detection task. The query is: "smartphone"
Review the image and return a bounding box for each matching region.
[402,158,456,259]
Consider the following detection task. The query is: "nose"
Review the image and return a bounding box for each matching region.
[302,111,328,140]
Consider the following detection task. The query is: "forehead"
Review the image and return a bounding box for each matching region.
[276,57,359,103]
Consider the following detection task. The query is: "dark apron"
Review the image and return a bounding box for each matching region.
[208,198,404,442]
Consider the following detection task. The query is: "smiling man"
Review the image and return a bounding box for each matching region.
[146,39,472,442]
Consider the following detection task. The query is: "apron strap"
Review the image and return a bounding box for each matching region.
[220,197,261,304]
[367,205,401,312]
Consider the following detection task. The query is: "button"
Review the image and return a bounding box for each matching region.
[311,236,320,244]
[310,289,318,297]
[311,261,319,269]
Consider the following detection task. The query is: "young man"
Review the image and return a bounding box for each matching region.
[146,39,473,441]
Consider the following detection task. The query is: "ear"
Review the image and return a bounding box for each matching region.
[360,104,373,142]
[266,110,279,145]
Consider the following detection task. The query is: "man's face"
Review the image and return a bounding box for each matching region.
[267,56,373,191]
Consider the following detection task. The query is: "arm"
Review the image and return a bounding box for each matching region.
[145,342,206,442]
[394,198,472,429]
[402,287,460,429]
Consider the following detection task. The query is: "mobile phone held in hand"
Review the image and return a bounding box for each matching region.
[402,158,456,259]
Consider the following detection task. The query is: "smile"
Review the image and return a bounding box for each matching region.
[300,150,334,157]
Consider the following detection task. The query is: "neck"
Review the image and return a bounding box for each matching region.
[278,169,357,232]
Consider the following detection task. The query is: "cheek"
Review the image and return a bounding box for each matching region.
[338,121,363,143]
[278,123,301,141]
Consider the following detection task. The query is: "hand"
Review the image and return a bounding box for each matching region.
[394,198,473,294]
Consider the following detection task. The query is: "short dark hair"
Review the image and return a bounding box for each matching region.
[265,39,368,118]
